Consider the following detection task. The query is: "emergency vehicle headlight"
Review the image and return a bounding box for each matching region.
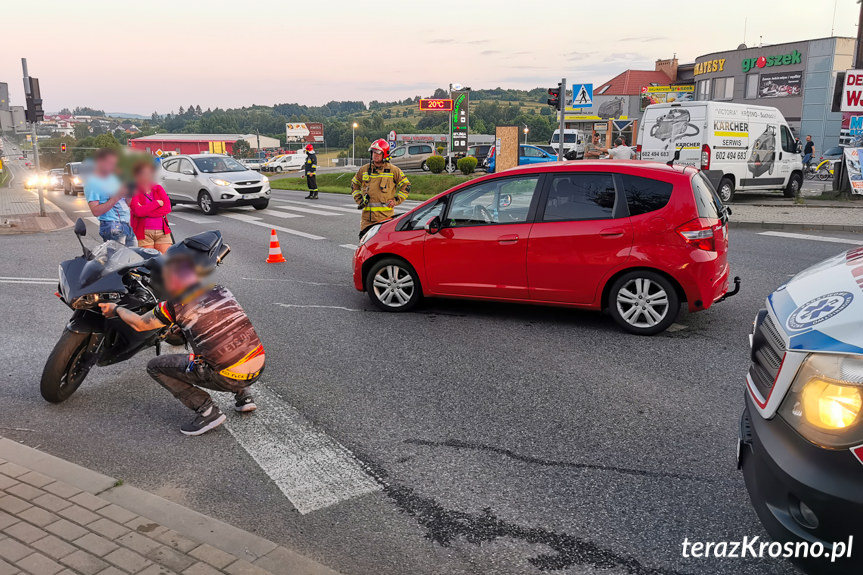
[779,354,863,448]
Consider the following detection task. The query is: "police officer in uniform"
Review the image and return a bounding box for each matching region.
[351,139,410,238]
[303,144,318,200]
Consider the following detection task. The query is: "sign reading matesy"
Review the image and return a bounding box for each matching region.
[841,70,863,112]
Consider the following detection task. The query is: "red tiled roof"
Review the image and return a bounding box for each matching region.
[595,70,672,96]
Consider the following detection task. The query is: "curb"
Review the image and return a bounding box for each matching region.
[729,220,863,233]
[0,438,341,575]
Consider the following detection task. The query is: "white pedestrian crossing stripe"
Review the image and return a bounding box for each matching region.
[221,213,325,240]
[214,385,381,514]
[272,205,344,216]
[169,212,213,224]
[257,210,303,219]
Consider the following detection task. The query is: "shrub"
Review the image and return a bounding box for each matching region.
[425,155,446,173]
[457,156,478,175]
[436,146,445,155]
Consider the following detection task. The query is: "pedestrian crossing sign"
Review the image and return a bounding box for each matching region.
[572,84,593,106]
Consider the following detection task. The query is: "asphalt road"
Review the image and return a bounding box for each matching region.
[2,153,860,575]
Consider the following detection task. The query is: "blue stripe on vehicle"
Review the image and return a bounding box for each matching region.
[767,287,797,325]
[788,329,863,355]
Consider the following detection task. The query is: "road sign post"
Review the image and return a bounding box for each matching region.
[21,58,45,217]
[558,78,566,162]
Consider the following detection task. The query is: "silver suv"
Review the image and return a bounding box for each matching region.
[158,154,270,215]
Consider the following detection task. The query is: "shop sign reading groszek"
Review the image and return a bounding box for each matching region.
[742,50,803,73]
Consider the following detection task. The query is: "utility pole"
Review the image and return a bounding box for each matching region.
[21,58,45,217]
[856,0,863,68]
[558,78,567,162]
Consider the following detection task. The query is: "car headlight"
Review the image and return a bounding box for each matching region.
[210,178,232,186]
[779,354,863,448]
[359,224,381,245]
[72,177,81,184]
[261,176,269,182]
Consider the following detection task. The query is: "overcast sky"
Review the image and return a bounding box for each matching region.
[1,0,859,115]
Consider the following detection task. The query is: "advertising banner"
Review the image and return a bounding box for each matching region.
[844,148,863,194]
[841,70,863,112]
[285,123,311,142]
[305,122,324,143]
[759,71,802,98]
[639,86,694,111]
[565,95,630,120]
[451,90,470,152]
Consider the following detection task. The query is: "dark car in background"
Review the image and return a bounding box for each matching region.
[63,162,84,195]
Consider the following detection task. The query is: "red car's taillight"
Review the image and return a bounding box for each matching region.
[636,144,642,159]
[700,144,710,170]
[676,218,717,251]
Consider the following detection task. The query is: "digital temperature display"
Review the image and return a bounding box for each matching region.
[419,99,454,111]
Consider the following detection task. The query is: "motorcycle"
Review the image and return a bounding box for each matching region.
[40,218,230,403]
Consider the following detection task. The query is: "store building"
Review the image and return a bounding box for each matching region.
[129,133,280,156]
[690,36,855,149]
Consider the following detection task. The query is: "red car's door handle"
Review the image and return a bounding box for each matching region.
[599,228,625,238]
[498,234,519,245]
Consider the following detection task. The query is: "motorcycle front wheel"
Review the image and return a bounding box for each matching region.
[40,329,98,403]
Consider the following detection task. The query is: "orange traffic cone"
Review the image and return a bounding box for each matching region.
[266,229,286,263]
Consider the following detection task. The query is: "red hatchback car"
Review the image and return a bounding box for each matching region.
[353,161,738,335]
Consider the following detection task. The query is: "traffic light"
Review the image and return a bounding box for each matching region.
[60,143,66,153]
[25,77,44,123]
[547,83,562,110]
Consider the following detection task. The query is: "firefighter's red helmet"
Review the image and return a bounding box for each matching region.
[368,139,390,158]
[304,144,314,152]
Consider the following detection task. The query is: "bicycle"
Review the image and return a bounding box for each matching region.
[803,160,819,180]
[814,158,834,181]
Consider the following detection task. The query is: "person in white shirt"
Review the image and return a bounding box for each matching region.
[608,138,634,160]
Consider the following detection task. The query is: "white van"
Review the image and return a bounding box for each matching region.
[638,101,803,202]
[550,129,585,160]
[262,153,304,173]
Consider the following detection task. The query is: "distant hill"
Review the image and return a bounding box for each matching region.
[106,113,149,119]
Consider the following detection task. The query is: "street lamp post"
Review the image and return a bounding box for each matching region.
[523,126,529,145]
[352,122,358,167]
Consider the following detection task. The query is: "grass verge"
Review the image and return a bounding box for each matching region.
[269,172,476,202]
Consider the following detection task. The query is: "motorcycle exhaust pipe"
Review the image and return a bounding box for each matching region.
[216,244,231,264]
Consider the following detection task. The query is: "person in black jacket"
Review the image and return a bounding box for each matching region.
[303,144,318,200]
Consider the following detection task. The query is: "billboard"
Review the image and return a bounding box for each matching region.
[306,122,324,143]
[285,123,311,142]
[639,86,694,111]
[759,71,802,98]
[841,70,863,112]
[565,95,631,121]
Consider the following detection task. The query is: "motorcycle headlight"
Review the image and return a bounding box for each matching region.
[359,224,381,245]
[779,354,863,448]
[210,178,232,187]
[71,292,120,310]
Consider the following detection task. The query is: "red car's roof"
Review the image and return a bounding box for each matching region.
[496,159,692,176]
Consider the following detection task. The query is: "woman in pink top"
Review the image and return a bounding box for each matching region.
[129,159,173,253]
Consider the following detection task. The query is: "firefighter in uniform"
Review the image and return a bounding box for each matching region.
[303,144,318,199]
[351,139,410,238]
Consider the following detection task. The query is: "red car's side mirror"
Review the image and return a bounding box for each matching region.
[424,215,441,235]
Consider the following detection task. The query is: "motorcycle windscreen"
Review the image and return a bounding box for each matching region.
[80,241,145,289]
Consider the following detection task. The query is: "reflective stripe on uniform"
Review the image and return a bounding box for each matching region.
[351,190,363,198]
[363,206,393,212]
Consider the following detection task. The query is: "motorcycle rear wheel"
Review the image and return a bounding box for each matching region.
[40,329,96,403]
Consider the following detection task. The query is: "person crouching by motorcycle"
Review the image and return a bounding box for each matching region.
[98,241,264,436]
[302,144,318,200]
[350,139,410,239]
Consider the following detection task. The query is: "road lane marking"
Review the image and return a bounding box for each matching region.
[340,244,358,250]
[214,385,381,514]
[221,213,325,240]
[273,200,360,214]
[271,205,344,216]
[274,303,361,312]
[256,210,302,219]
[169,213,214,224]
[242,277,343,286]
[758,231,863,246]
[0,277,56,285]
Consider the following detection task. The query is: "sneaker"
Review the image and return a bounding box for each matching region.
[234,388,257,413]
[180,405,226,436]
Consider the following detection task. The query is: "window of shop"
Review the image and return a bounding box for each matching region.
[697,80,710,101]
[745,75,758,99]
[712,77,734,100]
